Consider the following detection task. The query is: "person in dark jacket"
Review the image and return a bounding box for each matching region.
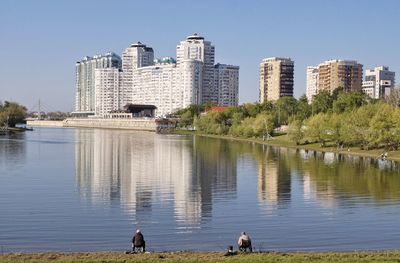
[132,229,145,252]
[237,231,252,252]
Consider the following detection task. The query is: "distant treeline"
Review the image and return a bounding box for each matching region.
[0,101,27,127]
[174,88,400,150]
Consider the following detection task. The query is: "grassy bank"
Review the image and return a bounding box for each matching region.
[2,251,400,263]
[172,130,400,162]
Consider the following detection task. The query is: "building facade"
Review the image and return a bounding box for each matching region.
[74,34,239,117]
[214,63,239,106]
[94,68,120,117]
[121,42,154,108]
[306,66,319,103]
[131,57,204,116]
[317,60,363,93]
[362,66,395,99]
[176,34,216,104]
[177,59,203,108]
[259,57,294,103]
[74,53,121,115]
[132,63,178,117]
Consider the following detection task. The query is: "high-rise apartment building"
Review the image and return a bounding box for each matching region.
[259,57,294,103]
[74,53,121,115]
[132,61,179,117]
[132,57,203,116]
[121,42,154,107]
[177,59,203,108]
[362,66,395,99]
[74,34,238,117]
[214,63,239,106]
[306,66,319,103]
[94,68,120,117]
[176,34,216,104]
[317,60,362,93]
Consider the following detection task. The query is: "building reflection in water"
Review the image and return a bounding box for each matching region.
[257,146,291,209]
[256,146,400,211]
[75,130,237,225]
[297,149,400,208]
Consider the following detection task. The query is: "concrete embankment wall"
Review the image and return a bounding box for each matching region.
[26,120,64,127]
[27,118,158,131]
[62,118,157,131]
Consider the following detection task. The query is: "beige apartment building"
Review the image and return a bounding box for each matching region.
[317,60,363,93]
[259,57,294,103]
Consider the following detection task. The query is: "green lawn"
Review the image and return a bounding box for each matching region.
[2,252,400,263]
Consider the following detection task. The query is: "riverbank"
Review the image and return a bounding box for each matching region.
[2,251,400,262]
[26,119,158,131]
[26,120,64,128]
[174,130,400,162]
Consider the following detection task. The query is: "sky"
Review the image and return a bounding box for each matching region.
[0,0,399,112]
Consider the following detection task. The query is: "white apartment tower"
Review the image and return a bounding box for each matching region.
[306,66,319,103]
[74,34,239,117]
[132,57,203,116]
[94,68,120,117]
[362,66,395,99]
[176,33,216,104]
[121,42,154,107]
[132,60,178,117]
[178,59,203,107]
[214,63,239,106]
[74,53,121,115]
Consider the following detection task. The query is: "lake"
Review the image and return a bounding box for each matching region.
[1,127,400,253]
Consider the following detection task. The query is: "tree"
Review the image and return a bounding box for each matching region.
[333,91,368,113]
[331,86,344,101]
[241,103,262,118]
[296,95,312,121]
[385,88,400,108]
[259,101,274,112]
[340,114,359,147]
[288,119,304,145]
[367,104,397,149]
[194,111,227,135]
[326,113,342,146]
[231,111,244,126]
[273,96,298,126]
[340,104,379,149]
[0,101,27,127]
[304,113,330,146]
[252,113,274,138]
[311,90,333,114]
[229,117,255,138]
[179,110,194,128]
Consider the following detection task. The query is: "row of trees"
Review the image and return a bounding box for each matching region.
[0,101,27,127]
[288,103,400,150]
[175,88,400,150]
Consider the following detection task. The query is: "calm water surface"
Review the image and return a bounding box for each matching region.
[1,128,400,252]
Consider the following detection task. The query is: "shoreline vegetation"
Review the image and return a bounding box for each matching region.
[173,89,400,162]
[175,131,400,162]
[2,251,400,263]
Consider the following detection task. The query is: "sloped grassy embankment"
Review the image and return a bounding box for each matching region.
[2,251,400,263]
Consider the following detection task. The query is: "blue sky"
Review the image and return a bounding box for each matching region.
[1,0,399,111]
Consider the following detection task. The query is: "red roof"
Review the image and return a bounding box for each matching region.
[205,106,228,112]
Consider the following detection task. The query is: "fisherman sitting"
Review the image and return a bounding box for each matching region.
[237,231,252,252]
[132,229,146,253]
